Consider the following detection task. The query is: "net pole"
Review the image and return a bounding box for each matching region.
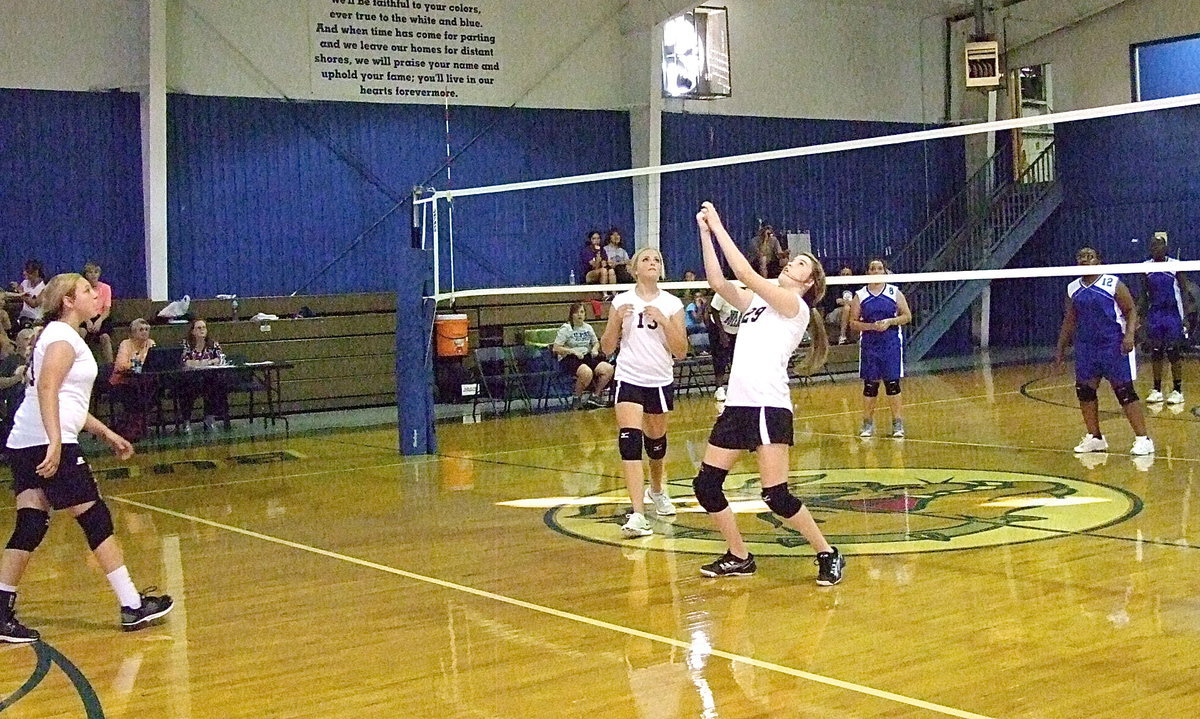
[431,194,441,301]
[448,198,456,298]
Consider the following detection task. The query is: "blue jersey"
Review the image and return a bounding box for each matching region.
[1144,258,1185,318]
[1068,274,1124,347]
[856,284,903,348]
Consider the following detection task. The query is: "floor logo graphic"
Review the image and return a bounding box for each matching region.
[535,468,1140,555]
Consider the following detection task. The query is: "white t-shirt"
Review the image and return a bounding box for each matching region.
[710,293,742,335]
[7,321,98,448]
[18,279,45,322]
[554,322,598,357]
[725,292,810,410]
[612,288,683,387]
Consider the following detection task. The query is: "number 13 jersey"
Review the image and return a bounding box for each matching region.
[612,289,684,387]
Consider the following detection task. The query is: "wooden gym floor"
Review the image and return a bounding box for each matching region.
[1,359,1198,718]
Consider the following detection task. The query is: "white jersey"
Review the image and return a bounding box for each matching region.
[7,321,98,448]
[612,288,684,387]
[710,293,742,335]
[725,292,809,409]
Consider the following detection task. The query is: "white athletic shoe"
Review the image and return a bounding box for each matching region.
[1073,434,1109,453]
[645,489,676,516]
[1166,390,1185,405]
[1146,389,1165,403]
[859,420,875,438]
[620,512,653,538]
[714,386,727,402]
[1130,436,1155,456]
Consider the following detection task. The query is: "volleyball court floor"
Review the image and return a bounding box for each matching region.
[1,358,1198,718]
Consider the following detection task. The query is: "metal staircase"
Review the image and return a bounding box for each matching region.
[893,141,1061,361]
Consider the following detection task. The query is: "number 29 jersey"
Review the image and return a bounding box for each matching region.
[612,289,684,387]
[726,292,810,409]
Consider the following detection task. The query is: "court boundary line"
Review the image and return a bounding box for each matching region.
[107,494,999,719]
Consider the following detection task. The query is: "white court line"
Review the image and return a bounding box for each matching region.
[107,494,1000,719]
[805,430,1200,463]
[463,386,1036,458]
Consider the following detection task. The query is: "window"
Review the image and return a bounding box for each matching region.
[1132,33,1200,101]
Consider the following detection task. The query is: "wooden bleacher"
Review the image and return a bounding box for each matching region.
[442,291,611,349]
[109,293,396,416]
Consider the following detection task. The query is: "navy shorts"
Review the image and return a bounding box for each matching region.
[859,341,903,381]
[614,381,674,414]
[7,444,102,510]
[1146,310,1186,349]
[1075,343,1136,385]
[708,406,794,450]
[559,354,605,375]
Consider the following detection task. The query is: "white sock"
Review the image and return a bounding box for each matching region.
[0,583,17,594]
[106,566,142,609]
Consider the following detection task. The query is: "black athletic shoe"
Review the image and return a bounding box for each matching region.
[0,616,40,644]
[121,590,174,631]
[815,548,845,586]
[700,551,757,577]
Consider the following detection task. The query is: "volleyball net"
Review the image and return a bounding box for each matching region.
[400,93,1200,450]
[416,92,1200,302]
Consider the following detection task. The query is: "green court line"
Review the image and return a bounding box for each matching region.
[0,641,104,717]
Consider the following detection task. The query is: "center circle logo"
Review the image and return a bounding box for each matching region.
[544,468,1141,556]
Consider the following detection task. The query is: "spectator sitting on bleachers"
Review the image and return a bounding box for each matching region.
[823,266,858,344]
[0,328,34,449]
[82,261,114,363]
[748,226,788,279]
[110,318,156,441]
[552,302,614,409]
[177,318,232,433]
[685,290,710,352]
[10,260,47,328]
[581,231,615,284]
[604,228,632,283]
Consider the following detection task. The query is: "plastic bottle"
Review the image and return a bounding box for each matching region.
[231,297,239,321]
[569,270,576,285]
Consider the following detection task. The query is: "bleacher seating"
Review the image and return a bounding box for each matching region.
[109,293,396,417]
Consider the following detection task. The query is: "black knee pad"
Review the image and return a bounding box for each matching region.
[618,428,644,461]
[644,435,667,460]
[762,483,803,518]
[1150,347,1165,362]
[863,380,880,397]
[693,463,729,513]
[1113,382,1139,406]
[1075,382,1098,403]
[1167,347,1182,363]
[75,501,115,551]
[884,380,902,396]
[5,508,49,552]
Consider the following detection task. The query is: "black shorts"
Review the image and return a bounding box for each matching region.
[614,381,675,414]
[708,406,794,450]
[84,316,114,338]
[7,444,102,510]
[559,354,604,375]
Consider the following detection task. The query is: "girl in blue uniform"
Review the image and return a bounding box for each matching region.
[1055,247,1154,456]
[849,259,911,438]
[1142,234,1190,405]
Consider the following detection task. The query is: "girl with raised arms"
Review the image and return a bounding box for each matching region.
[691,202,844,585]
